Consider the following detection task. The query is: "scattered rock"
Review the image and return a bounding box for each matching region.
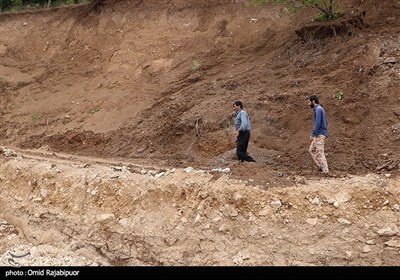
[377,224,399,236]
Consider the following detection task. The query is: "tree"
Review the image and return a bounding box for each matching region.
[251,0,340,21]
[0,0,14,12]
[0,0,91,12]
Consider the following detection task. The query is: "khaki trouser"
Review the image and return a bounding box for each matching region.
[309,135,329,173]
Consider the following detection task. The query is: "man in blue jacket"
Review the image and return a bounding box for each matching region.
[308,95,329,174]
[233,101,256,163]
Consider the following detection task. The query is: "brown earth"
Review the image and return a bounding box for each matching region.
[0,0,400,268]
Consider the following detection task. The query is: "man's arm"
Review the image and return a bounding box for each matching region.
[312,107,322,136]
[238,112,248,132]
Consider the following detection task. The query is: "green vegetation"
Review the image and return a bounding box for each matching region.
[191,60,203,72]
[0,0,92,13]
[31,114,41,121]
[16,80,28,87]
[89,106,100,114]
[250,0,341,21]
[335,90,344,100]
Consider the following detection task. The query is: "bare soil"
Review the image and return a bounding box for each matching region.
[0,0,399,267]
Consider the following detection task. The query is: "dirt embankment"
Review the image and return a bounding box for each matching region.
[1,149,400,266]
[0,0,400,266]
[0,0,399,177]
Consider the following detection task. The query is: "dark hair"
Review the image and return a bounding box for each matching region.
[309,95,319,104]
[233,101,243,109]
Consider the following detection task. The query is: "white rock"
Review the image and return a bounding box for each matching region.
[333,201,340,208]
[383,200,389,206]
[336,192,351,203]
[184,167,193,173]
[119,218,130,227]
[258,205,273,216]
[218,224,229,232]
[212,216,222,223]
[384,240,400,248]
[377,224,399,236]
[97,214,115,223]
[306,218,318,225]
[327,198,335,204]
[40,189,48,198]
[310,197,320,205]
[338,218,351,225]
[270,200,282,209]
[362,245,371,253]
[233,192,244,203]
[154,172,165,178]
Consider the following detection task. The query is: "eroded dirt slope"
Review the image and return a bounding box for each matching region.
[0,0,399,179]
[0,0,400,267]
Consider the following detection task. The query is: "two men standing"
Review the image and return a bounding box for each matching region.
[232,96,329,174]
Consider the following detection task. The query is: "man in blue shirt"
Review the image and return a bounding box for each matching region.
[308,95,329,173]
[233,101,256,162]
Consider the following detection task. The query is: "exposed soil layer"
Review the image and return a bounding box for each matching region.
[0,0,400,267]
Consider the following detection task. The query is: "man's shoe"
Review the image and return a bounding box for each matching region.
[322,172,337,178]
[248,158,256,162]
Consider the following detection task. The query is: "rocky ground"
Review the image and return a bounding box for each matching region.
[0,147,399,266]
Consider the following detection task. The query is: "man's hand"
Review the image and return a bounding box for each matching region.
[234,130,239,142]
[310,136,314,141]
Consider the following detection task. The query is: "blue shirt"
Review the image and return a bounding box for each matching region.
[235,109,251,132]
[312,105,328,137]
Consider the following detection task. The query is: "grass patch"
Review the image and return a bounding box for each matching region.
[31,115,41,121]
[191,60,203,72]
[89,107,101,114]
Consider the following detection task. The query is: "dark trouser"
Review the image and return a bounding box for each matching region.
[236,130,254,162]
